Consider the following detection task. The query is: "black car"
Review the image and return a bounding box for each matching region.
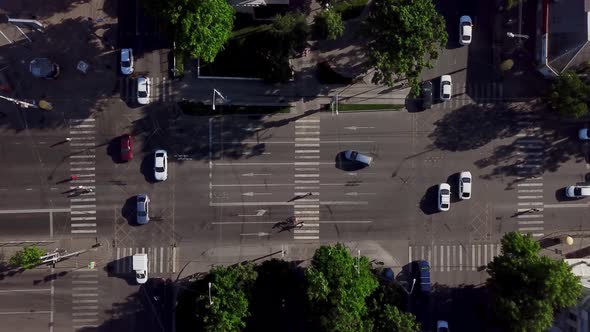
[421,81,433,109]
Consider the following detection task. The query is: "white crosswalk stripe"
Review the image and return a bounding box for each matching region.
[119,76,173,103]
[294,115,321,241]
[114,247,177,274]
[72,269,99,330]
[69,118,97,235]
[409,243,501,272]
[432,82,503,109]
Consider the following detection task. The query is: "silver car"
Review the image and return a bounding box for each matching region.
[120,48,134,75]
[137,194,150,224]
[136,76,150,105]
[344,150,373,166]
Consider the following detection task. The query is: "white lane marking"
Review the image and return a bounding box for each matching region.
[0,288,51,293]
[70,161,94,165]
[296,217,320,221]
[295,126,320,129]
[68,136,95,141]
[543,203,588,208]
[294,205,320,209]
[295,150,320,153]
[72,305,99,310]
[295,180,319,183]
[69,131,95,134]
[72,230,97,234]
[70,155,96,159]
[295,119,320,123]
[72,281,99,285]
[459,246,462,271]
[71,223,97,227]
[73,287,98,291]
[71,217,97,221]
[71,143,96,147]
[294,229,320,234]
[294,210,320,215]
[518,220,544,225]
[0,208,70,214]
[72,300,98,304]
[519,227,544,231]
[295,144,320,147]
[294,236,320,240]
[222,140,373,144]
[70,211,96,215]
[211,201,367,206]
[532,233,544,237]
[517,208,544,212]
[295,156,320,159]
[517,189,543,193]
[70,118,95,122]
[71,168,96,171]
[294,174,319,177]
[70,198,96,203]
[518,196,544,199]
[517,183,543,187]
[295,168,319,171]
[0,311,51,314]
[72,174,95,178]
[517,214,543,218]
[295,137,320,141]
[517,202,544,206]
[73,180,95,183]
[295,192,320,196]
[295,186,320,190]
[471,245,475,271]
[295,131,320,135]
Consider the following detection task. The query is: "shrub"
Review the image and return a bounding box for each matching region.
[314,9,345,40]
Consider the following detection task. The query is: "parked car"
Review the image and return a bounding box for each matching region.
[565,185,590,198]
[421,81,433,109]
[120,134,133,161]
[440,75,452,101]
[579,128,589,140]
[136,194,150,224]
[415,260,431,293]
[120,48,134,75]
[137,76,150,105]
[29,58,60,79]
[437,320,450,332]
[438,183,451,211]
[344,150,373,166]
[459,171,472,200]
[459,15,473,45]
[154,150,168,181]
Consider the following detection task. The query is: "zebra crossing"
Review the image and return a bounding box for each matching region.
[113,247,177,274]
[119,76,173,103]
[409,243,501,272]
[69,118,97,235]
[293,116,321,241]
[71,268,100,330]
[432,82,503,109]
[515,112,545,238]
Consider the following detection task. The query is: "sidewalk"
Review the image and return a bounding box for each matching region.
[174,240,409,280]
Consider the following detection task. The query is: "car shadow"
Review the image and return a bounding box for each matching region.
[334,151,367,171]
[419,185,439,215]
[555,187,582,202]
[140,152,157,183]
[105,256,137,285]
[106,136,123,163]
[446,173,460,202]
[122,196,139,226]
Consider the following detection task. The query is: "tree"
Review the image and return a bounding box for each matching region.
[142,0,234,63]
[314,9,345,40]
[199,264,257,332]
[365,0,447,94]
[549,70,590,118]
[270,13,310,55]
[9,246,44,269]
[366,284,420,332]
[305,244,378,332]
[487,232,582,332]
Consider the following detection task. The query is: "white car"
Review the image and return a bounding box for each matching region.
[459,171,472,200]
[459,15,473,45]
[579,128,589,140]
[565,185,590,198]
[137,76,150,105]
[437,320,449,332]
[120,48,134,75]
[440,75,452,101]
[344,150,373,166]
[438,183,451,212]
[154,150,168,181]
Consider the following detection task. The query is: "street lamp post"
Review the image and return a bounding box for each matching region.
[212,89,227,111]
[208,282,213,305]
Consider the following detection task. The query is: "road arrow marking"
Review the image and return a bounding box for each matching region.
[242,192,272,197]
[345,192,377,196]
[238,209,267,217]
[344,126,375,131]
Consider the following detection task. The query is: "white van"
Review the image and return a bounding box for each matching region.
[133,253,148,284]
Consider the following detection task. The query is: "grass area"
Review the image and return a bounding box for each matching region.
[179,101,291,116]
[333,0,369,20]
[323,103,405,111]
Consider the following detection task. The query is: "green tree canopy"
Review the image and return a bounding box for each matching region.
[365,0,447,93]
[142,0,234,63]
[305,244,379,332]
[9,246,44,269]
[487,232,582,332]
[366,283,420,332]
[549,70,590,118]
[314,9,345,40]
[201,264,257,332]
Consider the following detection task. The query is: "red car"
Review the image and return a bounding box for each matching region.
[121,134,133,161]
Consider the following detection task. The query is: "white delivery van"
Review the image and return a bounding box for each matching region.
[132,253,148,284]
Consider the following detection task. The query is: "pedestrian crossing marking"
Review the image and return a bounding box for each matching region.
[409,243,501,272]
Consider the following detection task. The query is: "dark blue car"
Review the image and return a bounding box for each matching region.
[417,260,431,293]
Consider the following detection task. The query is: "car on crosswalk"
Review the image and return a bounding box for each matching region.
[565,185,590,198]
[438,183,451,211]
[440,75,452,101]
[459,171,472,200]
[415,260,431,294]
[459,15,473,45]
[154,150,168,181]
[137,76,150,105]
[120,48,134,75]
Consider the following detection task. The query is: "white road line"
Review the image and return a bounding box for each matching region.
[295,150,320,153]
[71,143,96,147]
[532,233,544,237]
[471,245,476,271]
[294,236,320,240]
[70,155,96,159]
[519,227,544,231]
[72,281,98,285]
[517,183,543,187]
[543,203,589,208]
[296,217,320,221]
[295,144,320,147]
[71,168,96,171]
[295,156,320,159]
[68,136,95,141]
[516,165,541,168]
[216,201,368,207]
[71,223,97,227]
[70,205,96,209]
[73,287,98,291]
[295,119,320,123]
[294,205,320,209]
[517,189,543,193]
[295,180,319,183]
[517,214,543,218]
[72,305,99,310]
[459,246,463,271]
[71,217,96,221]
[0,288,50,293]
[72,293,99,297]
[295,162,320,166]
[295,125,320,129]
[70,162,94,165]
[440,245,444,272]
[73,180,95,183]
[70,211,96,215]
[69,131,95,134]
[294,229,320,234]
[296,131,320,135]
[294,210,320,215]
[295,192,320,196]
[295,137,320,141]
[294,174,319,177]
[0,311,51,314]
[518,196,544,199]
[295,186,320,190]
[73,299,98,304]
[518,220,544,225]
[408,246,412,264]
[71,118,95,122]
[517,202,543,206]
[72,230,97,234]
[295,168,319,171]
[0,208,70,214]
[73,312,98,317]
[70,198,96,202]
[73,174,95,178]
